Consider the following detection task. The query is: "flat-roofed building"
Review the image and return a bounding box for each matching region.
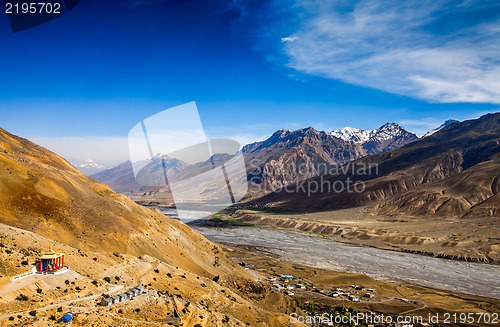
[101,298,113,306]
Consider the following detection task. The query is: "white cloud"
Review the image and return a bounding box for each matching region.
[281,35,298,42]
[240,0,500,103]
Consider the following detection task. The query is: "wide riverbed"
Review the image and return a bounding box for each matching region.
[159,208,500,299]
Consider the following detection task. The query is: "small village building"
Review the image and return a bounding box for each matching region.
[348,295,360,302]
[101,298,113,306]
[37,249,65,274]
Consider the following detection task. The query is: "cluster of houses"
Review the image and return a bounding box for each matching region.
[100,285,145,306]
[267,274,378,303]
[269,275,304,296]
[263,273,434,327]
[326,285,377,302]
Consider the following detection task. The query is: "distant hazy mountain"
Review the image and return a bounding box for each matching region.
[90,152,235,194]
[74,159,106,176]
[249,113,500,218]
[331,123,419,154]
[94,123,419,195]
[90,155,190,193]
[134,154,191,187]
[422,119,459,138]
[90,160,144,193]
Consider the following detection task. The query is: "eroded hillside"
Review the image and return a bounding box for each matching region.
[0,127,303,326]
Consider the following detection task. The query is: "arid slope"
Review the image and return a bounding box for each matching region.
[0,127,229,277]
[0,127,303,326]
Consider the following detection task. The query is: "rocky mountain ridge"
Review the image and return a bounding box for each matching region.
[248,113,500,219]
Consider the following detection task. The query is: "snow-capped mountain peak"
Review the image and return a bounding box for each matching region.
[76,159,105,169]
[370,122,405,141]
[331,126,370,143]
[73,159,107,176]
[152,153,170,160]
[331,123,407,144]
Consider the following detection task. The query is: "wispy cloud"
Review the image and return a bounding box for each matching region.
[397,118,445,136]
[281,35,298,42]
[235,0,500,103]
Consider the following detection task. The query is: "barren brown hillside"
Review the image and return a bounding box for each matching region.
[0,126,226,276]
[0,127,303,326]
[375,153,500,217]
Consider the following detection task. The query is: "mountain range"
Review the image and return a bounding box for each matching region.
[331,122,419,154]
[78,121,445,182]
[90,152,233,195]
[91,122,420,194]
[248,113,500,218]
[88,118,496,219]
[73,159,107,176]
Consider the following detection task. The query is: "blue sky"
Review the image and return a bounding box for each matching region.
[0,0,499,166]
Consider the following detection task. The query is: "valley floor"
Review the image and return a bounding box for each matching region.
[1,217,498,327]
[222,244,500,326]
[228,207,500,264]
